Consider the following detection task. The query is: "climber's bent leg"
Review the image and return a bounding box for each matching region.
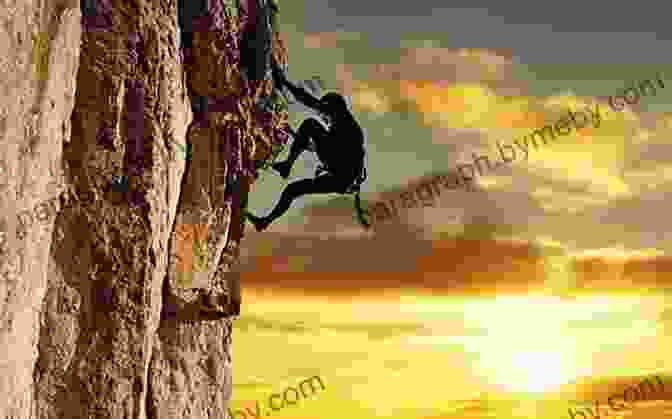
[273,118,328,178]
[287,118,327,164]
[246,174,348,231]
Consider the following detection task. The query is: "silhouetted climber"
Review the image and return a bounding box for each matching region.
[244,61,369,231]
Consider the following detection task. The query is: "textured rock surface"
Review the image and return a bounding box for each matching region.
[0,0,288,418]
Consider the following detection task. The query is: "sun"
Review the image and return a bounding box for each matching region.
[476,340,582,394]
[478,348,575,394]
[506,350,570,393]
[465,296,583,394]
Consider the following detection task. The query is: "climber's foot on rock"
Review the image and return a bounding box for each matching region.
[271,160,292,179]
[244,211,271,232]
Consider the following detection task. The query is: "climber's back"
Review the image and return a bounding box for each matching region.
[319,92,365,174]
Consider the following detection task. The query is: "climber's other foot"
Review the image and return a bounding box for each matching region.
[271,160,292,179]
[244,211,271,232]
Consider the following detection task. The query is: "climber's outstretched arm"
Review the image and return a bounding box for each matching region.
[284,80,322,111]
[272,61,322,111]
[285,80,322,112]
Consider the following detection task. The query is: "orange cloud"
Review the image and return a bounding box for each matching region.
[390,47,514,87]
[303,32,338,49]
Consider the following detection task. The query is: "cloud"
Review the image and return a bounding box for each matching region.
[331,47,522,122]
[303,32,339,49]
[349,83,391,114]
[331,63,394,115]
[386,69,671,215]
[400,47,515,85]
[238,226,672,295]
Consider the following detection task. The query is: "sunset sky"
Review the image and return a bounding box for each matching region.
[230,2,672,418]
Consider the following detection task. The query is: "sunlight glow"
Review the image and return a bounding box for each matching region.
[401,295,665,394]
[489,350,575,393]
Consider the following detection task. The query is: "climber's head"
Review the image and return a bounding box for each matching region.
[319,92,349,117]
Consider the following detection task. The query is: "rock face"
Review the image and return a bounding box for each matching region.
[0,1,289,418]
